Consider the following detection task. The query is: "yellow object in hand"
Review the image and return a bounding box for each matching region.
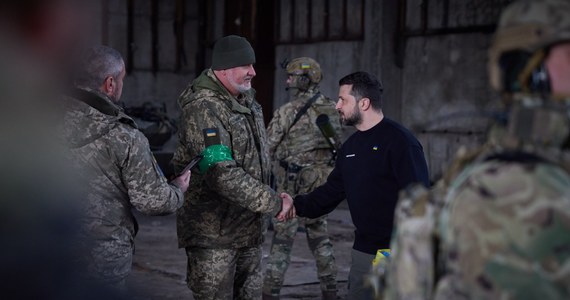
[372,249,391,267]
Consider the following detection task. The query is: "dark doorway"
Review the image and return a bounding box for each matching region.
[224,0,276,124]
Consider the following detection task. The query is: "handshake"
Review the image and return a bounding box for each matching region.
[276,192,296,222]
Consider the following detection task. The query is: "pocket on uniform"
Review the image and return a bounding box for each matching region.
[295,165,332,194]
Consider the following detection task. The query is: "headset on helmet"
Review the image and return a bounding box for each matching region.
[488,0,570,149]
[488,0,570,94]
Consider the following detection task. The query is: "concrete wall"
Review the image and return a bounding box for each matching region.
[399,0,510,179]
[404,33,499,178]
[93,0,226,152]
[101,0,198,121]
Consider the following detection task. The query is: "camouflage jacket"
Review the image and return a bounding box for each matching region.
[63,88,184,252]
[266,88,341,194]
[384,128,570,300]
[173,69,282,249]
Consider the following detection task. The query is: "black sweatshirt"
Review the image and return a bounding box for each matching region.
[294,118,430,254]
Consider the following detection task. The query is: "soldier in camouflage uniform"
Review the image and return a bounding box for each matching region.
[172,35,295,300]
[381,0,570,299]
[263,57,340,300]
[64,45,191,288]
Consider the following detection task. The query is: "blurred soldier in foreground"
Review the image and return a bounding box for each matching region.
[263,57,340,300]
[172,35,295,300]
[0,1,131,299]
[64,45,190,288]
[382,0,570,299]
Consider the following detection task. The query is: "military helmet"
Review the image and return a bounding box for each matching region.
[489,0,570,92]
[286,57,323,85]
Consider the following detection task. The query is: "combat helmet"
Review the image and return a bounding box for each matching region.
[489,0,570,94]
[286,57,322,91]
[488,0,570,149]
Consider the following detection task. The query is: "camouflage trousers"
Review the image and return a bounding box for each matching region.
[84,245,131,288]
[81,227,134,289]
[185,246,263,300]
[262,215,337,296]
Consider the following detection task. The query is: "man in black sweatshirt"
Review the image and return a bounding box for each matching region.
[286,71,430,299]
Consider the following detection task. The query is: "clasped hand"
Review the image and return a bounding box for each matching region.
[276,192,296,221]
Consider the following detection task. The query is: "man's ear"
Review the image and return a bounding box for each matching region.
[360,97,371,111]
[102,76,115,95]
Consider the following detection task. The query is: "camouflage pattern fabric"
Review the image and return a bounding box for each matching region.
[266,87,341,167]
[185,246,263,300]
[63,88,184,285]
[173,68,282,248]
[384,125,570,300]
[264,215,337,295]
[172,69,282,295]
[263,87,341,295]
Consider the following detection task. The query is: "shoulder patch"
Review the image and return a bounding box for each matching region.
[203,128,220,146]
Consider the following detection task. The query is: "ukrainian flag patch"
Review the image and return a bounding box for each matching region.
[205,129,217,137]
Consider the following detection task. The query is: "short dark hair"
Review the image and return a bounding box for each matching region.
[338,71,383,111]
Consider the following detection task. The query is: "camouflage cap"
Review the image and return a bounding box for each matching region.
[286,57,322,85]
[489,0,570,91]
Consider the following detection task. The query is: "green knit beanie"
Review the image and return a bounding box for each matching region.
[211,35,256,70]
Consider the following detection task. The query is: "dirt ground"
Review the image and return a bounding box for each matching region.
[127,201,356,299]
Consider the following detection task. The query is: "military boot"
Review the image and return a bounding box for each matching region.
[262,293,279,300]
[322,291,337,300]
